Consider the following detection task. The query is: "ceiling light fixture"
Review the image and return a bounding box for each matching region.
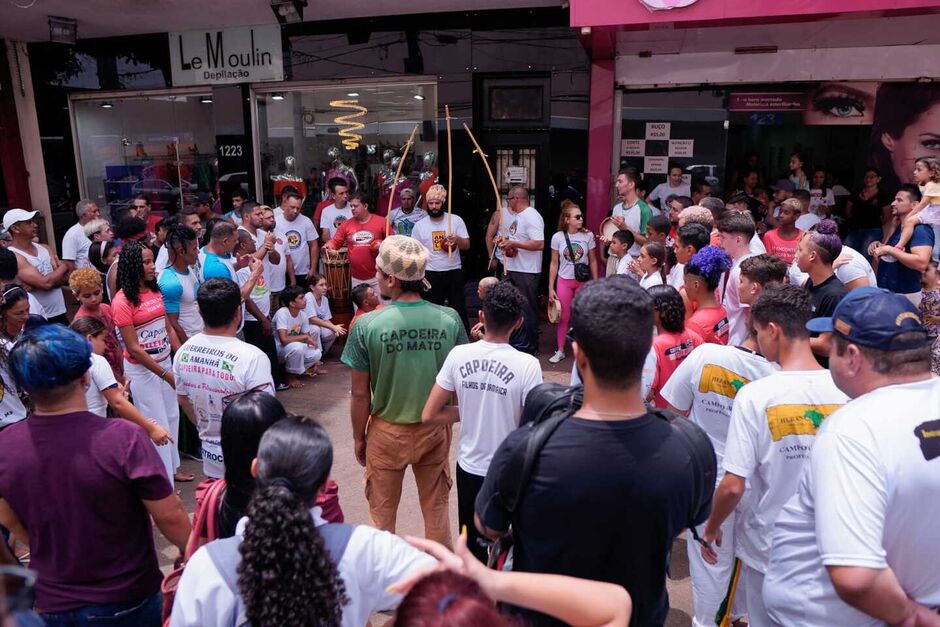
[200,96,213,104]
[270,0,307,24]
[330,100,368,150]
[347,91,359,97]
[270,93,285,101]
[413,94,425,101]
[48,16,78,45]
[99,101,114,109]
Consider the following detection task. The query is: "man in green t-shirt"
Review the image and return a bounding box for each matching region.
[341,234,467,546]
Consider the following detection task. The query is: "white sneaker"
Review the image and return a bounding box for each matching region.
[548,350,566,364]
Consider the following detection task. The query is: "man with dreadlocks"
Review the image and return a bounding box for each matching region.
[112,240,183,486]
[158,225,203,345]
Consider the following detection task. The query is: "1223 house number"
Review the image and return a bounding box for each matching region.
[220,145,243,157]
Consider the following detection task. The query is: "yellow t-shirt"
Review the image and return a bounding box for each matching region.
[919,181,940,203]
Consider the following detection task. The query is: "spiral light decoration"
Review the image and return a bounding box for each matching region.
[330,99,368,150]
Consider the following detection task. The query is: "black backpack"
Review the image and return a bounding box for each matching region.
[497,383,716,543]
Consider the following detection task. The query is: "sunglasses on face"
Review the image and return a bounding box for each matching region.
[571,214,583,220]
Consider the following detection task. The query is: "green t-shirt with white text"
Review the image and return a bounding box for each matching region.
[341,300,468,424]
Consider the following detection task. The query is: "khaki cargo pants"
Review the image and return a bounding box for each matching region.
[364,417,453,548]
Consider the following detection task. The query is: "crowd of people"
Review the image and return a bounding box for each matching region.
[0,150,938,627]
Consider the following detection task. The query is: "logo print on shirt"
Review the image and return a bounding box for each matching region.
[563,242,585,262]
[286,230,301,249]
[766,403,844,442]
[432,231,446,252]
[333,216,347,229]
[509,220,518,236]
[914,419,940,461]
[352,230,375,245]
[697,364,750,399]
[221,360,235,373]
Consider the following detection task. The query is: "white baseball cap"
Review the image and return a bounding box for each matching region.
[2,209,39,231]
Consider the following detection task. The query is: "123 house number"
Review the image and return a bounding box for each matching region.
[220,144,243,156]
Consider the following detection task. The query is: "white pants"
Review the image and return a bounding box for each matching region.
[319,327,336,355]
[277,342,322,374]
[743,563,771,627]
[688,512,740,627]
[124,358,180,488]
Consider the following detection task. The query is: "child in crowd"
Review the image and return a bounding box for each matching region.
[69,267,124,382]
[761,198,802,264]
[683,246,732,345]
[788,150,809,191]
[304,273,346,358]
[888,156,940,256]
[637,242,667,290]
[349,282,384,331]
[920,260,940,375]
[646,214,672,246]
[274,285,322,388]
[647,284,703,407]
[610,230,637,279]
[69,317,171,446]
[88,241,118,303]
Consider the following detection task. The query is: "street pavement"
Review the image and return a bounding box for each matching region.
[156,322,694,626]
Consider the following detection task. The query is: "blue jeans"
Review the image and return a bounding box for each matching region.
[41,592,162,627]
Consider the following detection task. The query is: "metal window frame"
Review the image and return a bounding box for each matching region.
[68,86,212,200]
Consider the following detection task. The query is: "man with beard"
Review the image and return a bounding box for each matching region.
[409,184,471,330]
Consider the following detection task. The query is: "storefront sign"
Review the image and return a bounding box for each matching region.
[728,93,804,112]
[169,25,284,87]
[621,139,646,157]
[504,166,529,186]
[668,139,694,157]
[644,156,669,174]
[645,122,671,140]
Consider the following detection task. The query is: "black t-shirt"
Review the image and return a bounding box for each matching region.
[476,414,708,627]
[806,273,847,319]
[806,273,847,368]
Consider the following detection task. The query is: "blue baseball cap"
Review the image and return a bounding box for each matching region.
[806,287,928,350]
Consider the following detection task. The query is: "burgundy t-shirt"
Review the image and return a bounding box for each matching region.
[0,411,172,612]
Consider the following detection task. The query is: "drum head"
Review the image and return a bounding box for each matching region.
[600,217,619,239]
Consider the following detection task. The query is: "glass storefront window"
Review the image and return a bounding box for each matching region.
[71,91,217,219]
[254,81,438,211]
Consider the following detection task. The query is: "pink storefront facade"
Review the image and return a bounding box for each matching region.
[572,0,940,234]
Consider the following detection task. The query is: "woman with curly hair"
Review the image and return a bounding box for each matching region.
[69,267,123,381]
[171,416,435,627]
[683,246,732,345]
[111,240,184,484]
[647,284,702,408]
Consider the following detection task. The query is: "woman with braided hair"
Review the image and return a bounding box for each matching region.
[170,416,435,627]
[157,224,202,344]
[683,245,732,345]
[111,240,184,485]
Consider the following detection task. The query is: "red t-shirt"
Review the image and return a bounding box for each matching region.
[350,304,385,330]
[650,328,703,408]
[328,214,386,280]
[761,228,802,264]
[686,305,729,345]
[111,288,170,364]
[313,198,334,226]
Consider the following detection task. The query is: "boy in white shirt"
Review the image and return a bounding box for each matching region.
[273,285,322,388]
[699,284,848,627]
[717,211,758,346]
[422,281,542,562]
[765,289,940,626]
[661,269,781,626]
